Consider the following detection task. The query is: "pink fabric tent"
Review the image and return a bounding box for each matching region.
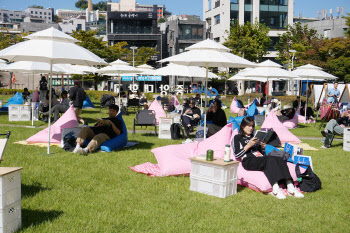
[230,96,241,113]
[149,99,166,125]
[169,95,180,107]
[261,111,301,145]
[26,105,79,144]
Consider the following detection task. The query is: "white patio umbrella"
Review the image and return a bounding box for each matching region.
[6,61,68,127]
[159,39,256,139]
[0,27,107,154]
[292,64,337,122]
[0,59,7,70]
[136,64,154,93]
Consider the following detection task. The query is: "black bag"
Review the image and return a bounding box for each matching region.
[100,95,115,107]
[63,132,77,151]
[295,164,322,192]
[263,129,281,147]
[170,123,185,140]
[120,106,129,116]
[267,150,291,161]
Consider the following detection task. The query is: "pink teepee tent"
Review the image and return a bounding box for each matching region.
[261,111,301,145]
[149,99,166,125]
[26,105,79,144]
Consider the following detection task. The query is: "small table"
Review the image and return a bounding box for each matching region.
[0,167,22,233]
[189,157,239,198]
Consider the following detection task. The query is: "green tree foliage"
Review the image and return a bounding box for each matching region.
[223,20,271,62]
[75,0,88,9]
[275,22,322,67]
[125,47,159,66]
[28,5,44,9]
[158,18,166,23]
[0,31,25,50]
[345,13,350,37]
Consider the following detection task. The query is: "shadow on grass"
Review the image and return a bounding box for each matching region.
[22,182,51,199]
[21,208,63,230]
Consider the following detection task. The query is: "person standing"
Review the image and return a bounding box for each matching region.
[69,80,86,125]
[327,82,340,104]
[39,75,48,102]
[233,83,239,95]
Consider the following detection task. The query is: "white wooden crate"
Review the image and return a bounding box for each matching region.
[190,160,238,183]
[0,170,21,209]
[0,201,21,233]
[159,129,171,139]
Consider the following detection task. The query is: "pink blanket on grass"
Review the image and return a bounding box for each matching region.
[130,162,161,177]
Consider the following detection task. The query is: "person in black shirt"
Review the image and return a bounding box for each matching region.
[206,99,227,137]
[39,75,48,102]
[69,80,86,125]
[233,83,239,95]
[232,117,304,199]
[260,93,266,107]
[74,104,123,155]
[22,88,31,100]
[182,99,201,138]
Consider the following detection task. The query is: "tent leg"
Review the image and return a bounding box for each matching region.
[47,61,53,154]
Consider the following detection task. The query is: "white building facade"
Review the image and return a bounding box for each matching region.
[25,8,54,23]
[204,0,294,95]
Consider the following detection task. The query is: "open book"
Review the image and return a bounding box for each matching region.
[254,130,268,143]
[96,118,110,126]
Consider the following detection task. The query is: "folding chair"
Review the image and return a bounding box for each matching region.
[0,132,11,162]
[133,110,157,136]
[127,98,140,112]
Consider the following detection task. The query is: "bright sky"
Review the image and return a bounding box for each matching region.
[2,0,350,19]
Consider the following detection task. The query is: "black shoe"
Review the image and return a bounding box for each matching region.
[189,126,194,133]
[321,129,328,138]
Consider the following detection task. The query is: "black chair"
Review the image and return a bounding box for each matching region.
[160,97,170,110]
[133,110,157,136]
[127,98,140,112]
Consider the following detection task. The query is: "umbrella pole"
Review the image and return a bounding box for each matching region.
[305,79,309,124]
[119,71,121,107]
[47,61,53,154]
[32,71,34,127]
[183,77,185,96]
[204,63,208,140]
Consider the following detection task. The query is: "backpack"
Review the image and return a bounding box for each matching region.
[295,164,322,192]
[120,106,129,116]
[100,95,115,108]
[262,129,281,147]
[170,123,185,140]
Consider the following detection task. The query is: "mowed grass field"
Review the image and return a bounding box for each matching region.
[0,94,349,232]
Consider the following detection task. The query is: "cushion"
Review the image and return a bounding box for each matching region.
[233,116,246,124]
[0,92,24,111]
[282,113,298,129]
[100,113,127,152]
[230,96,241,114]
[149,99,166,125]
[246,102,258,116]
[83,95,95,109]
[227,117,240,131]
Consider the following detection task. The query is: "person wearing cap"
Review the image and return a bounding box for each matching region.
[73,104,123,155]
[327,82,340,104]
[69,80,86,125]
[42,91,70,122]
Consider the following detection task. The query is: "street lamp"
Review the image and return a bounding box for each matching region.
[130,46,138,88]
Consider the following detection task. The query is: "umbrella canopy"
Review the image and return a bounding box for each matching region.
[0,27,107,154]
[0,60,8,70]
[6,61,66,74]
[137,64,154,70]
[159,39,255,139]
[97,64,141,74]
[146,63,218,78]
[110,59,130,66]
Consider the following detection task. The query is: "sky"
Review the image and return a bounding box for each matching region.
[1,0,350,19]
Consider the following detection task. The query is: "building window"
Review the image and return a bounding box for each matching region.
[215,14,220,24]
[49,13,51,15]
[215,0,220,8]
[44,12,46,15]
[260,0,288,5]
[31,11,33,14]
[179,25,204,40]
[214,37,220,42]
[324,29,330,38]
[48,17,51,19]
[77,24,82,30]
[209,0,212,10]
[260,0,288,29]
[245,0,252,3]
[40,12,42,15]
[231,0,238,3]
[10,14,13,16]
[35,11,37,14]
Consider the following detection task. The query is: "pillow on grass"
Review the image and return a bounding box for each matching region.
[194,123,233,158]
[282,114,298,129]
[246,102,258,116]
[230,96,241,114]
[227,116,240,131]
[153,142,199,176]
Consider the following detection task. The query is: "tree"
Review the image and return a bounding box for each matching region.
[28,5,43,9]
[345,13,350,38]
[125,47,159,66]
[275,22,323,68]
[93,1,108,11]
[158,18,166,23]
[75,0,88,9]
[223,20,271,62]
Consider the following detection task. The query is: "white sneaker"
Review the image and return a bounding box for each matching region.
[77,148,88,156]
[270,189,286,199]
[73,147,81,153]
[288,189,304,198]
[184,138,193,144]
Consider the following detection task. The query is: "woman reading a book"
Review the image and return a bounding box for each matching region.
[232,117,304,199]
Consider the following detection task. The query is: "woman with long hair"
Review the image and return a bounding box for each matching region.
[232,116,304,199]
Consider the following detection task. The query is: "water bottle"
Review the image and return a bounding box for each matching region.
[224,145,231,162]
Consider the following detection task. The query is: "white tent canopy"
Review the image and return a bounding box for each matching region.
[147,63,218,78]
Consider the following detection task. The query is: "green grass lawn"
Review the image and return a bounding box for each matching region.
[0,94,349,232]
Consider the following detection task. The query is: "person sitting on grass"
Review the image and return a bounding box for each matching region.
[321,109,350,148]
[73,104,123,155]
[206,99,227,137]
[232,117,304,199]
[182,99,201,139]
[42,91,69,123]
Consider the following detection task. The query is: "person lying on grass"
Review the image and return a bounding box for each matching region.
[73,104,123,155]
[232,116,304,199]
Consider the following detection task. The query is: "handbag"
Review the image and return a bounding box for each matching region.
[295,164,322,192]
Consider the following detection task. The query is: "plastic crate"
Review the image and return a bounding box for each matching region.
[0,171,21,209]
[159,117,174,126]
[20,113,31,121]
[190,175,237,198]
[159,129,171,139]
[0,201,21,233]
[254,115,265,126]
[8,106,20,115]
[190,160,238,183]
